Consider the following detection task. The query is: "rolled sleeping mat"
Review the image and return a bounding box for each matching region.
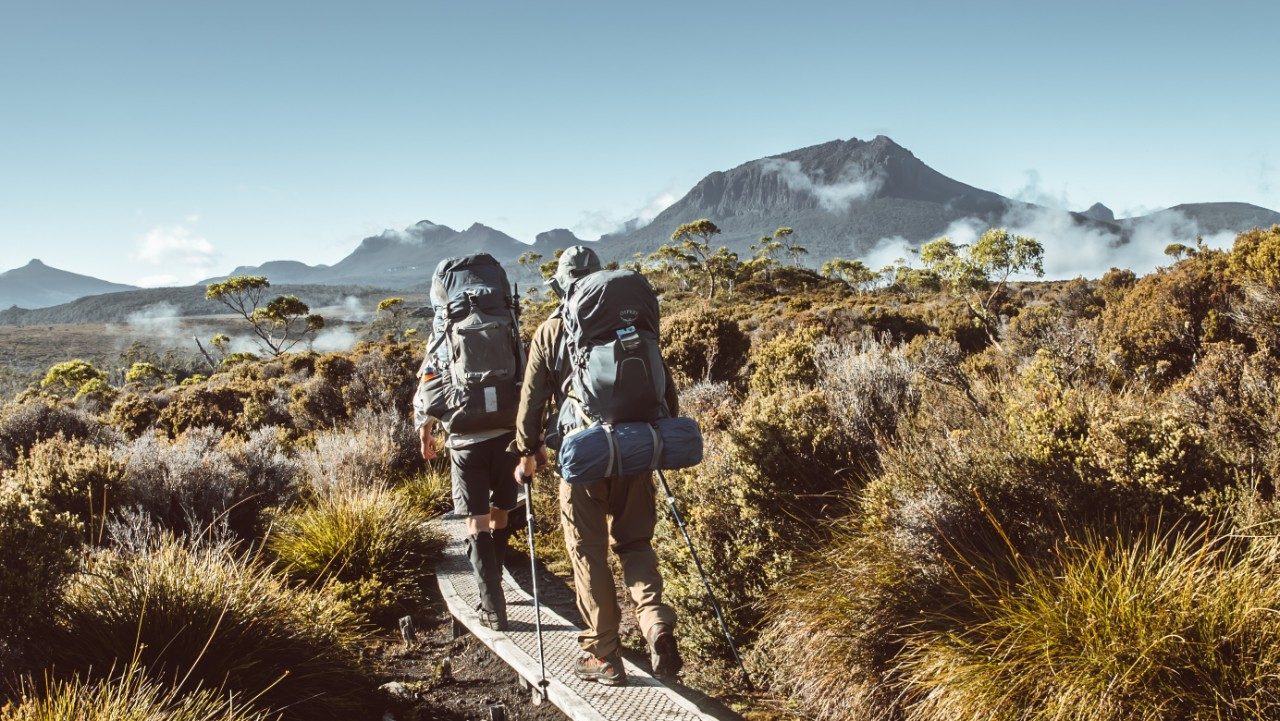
[558,416,703,485]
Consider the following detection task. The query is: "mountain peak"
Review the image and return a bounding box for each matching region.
[1081,202,1116,222]
[25,259,46,268]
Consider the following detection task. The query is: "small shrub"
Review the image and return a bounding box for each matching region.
[54,533,371,721]
[1227,224,1280,289]
[2,665,274,721]
[155,385,243,437]
[0,474,79,667]
[1099,252,1236,385]
[118,427,299,540]
[747,325,822,396]
[813,334,918,448]
[10,436,128,542]
[0,399,117,470]
[269,483,442,624]
[662,307,750,385]
[297,409,420,493]
[107,392,161,437]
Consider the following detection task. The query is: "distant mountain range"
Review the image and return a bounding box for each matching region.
[4,135,1279,312]
[0,259,137,310]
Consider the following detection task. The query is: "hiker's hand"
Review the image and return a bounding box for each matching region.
[515,455,537,484]
[534,445,549,471]
[418,425,437,461]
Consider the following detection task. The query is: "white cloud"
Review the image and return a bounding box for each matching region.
[132,224,217,286]
[759,157,884,213]
[311,326,358,352]
[864,206,1235,280]
[571,191,680,239]
[1011,169,1072,208]
[126,302,183,340]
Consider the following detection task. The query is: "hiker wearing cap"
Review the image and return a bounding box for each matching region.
[513,245,683,686]
[413,254,526,632]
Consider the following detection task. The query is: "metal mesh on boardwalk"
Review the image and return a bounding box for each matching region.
[435,519,720,721]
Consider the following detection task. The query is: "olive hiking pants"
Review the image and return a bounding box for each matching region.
[559,472,677,658]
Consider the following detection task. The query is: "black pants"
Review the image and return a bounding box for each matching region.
[450,432,519,517]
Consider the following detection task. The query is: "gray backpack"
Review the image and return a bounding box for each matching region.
[556,269,667,436]
[418,254,524,433]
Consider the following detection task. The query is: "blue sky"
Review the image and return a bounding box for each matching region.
[1,0,1277,285]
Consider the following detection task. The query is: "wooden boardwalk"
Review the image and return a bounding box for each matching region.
[435,515,731,721]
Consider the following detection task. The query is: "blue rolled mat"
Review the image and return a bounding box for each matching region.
[558,416,703,485]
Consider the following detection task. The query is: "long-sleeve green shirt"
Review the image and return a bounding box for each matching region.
[515,315,679,455]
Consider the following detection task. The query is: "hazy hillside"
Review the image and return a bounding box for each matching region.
[0,283,397,326]
[0,259,137,309]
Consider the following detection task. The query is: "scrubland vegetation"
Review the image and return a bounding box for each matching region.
[2,223,1279,720]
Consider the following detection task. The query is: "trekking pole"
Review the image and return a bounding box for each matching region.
[655,469,754,691]
[520,472,550,702]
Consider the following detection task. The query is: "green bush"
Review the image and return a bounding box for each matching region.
[662,307,750,385]
[10,436,128,542]
[747,325,822,396]
[107,392,161,437]
[1227,224,1280,289]
[2,665,274,721]
[0,474,79,667]
[54,533,371,721]
[1099,252,1236,385]
[269,482,442,624]
[155,385,243,437]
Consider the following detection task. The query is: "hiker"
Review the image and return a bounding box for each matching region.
[413,254,525,631]
[513,245,683,686]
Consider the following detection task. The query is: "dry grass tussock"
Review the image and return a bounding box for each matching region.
[1,663,275,721]
[53,530,371,721]
[269,481,443,624]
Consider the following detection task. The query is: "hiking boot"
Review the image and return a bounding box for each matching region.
[574,652,626,686]
[476,604,507,632]
[468,532,508,632]
[646,623,683,679]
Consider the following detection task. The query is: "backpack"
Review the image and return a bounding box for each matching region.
[553,270,704,484]
[417,254,524,434]
[558,269,667,430]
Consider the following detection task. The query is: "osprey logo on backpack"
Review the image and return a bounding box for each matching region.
[415,254,525,434]
[619,308,639,324]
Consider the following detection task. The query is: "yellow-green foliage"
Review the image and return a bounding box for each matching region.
[40,360,106,397]
[894,533,1280,721]
[107,393,160,437]
[747,324,822,395]
[1228,224,1280,289]
[1099,251,1235,384]
[1,665,274,721]
[8,436,127,541]
[156,385,243,436]
[661,307,750,385]
[0,474,78,659]
[269,483,442,624]
[124,362,165,385]
[56,535,370,721]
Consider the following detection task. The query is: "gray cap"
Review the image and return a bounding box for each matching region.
[550,245,602,295]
